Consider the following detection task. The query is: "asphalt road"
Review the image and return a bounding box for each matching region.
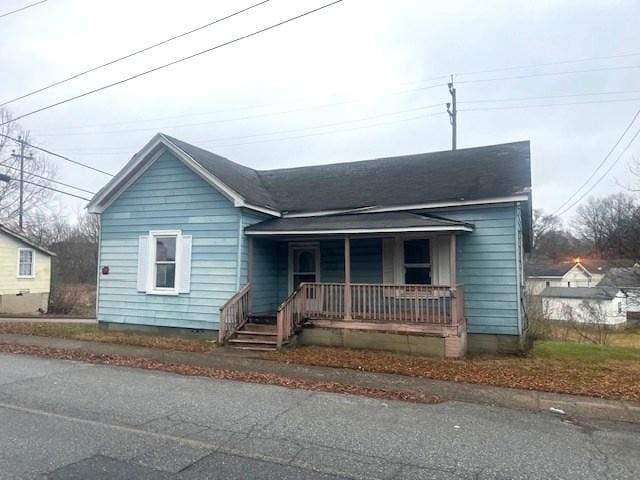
[0,353,639,480]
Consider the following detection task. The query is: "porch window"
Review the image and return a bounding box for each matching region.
[403,239,431,284]
[17,248,35,278]
[154,236,177,289]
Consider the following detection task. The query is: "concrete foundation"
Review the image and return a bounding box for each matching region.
[467,333,531,355]
[0,292,49,314]
[98,321,217,340]
[297,326,467,358]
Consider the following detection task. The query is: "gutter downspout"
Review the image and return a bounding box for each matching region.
[514,202,523,336]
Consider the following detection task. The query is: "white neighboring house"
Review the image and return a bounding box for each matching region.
[597,267,640,319]
[541,286,627,326]
[526,260,618,296]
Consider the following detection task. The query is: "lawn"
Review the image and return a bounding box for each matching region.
[267,340,640,401]
[0,322,214,353]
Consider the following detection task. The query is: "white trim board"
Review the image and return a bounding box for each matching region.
[246,226,473,236]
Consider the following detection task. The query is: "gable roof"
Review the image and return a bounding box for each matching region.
[245,212,474,236]
[0,223,55,256]
[598,267,640,288]
[541,286,621,300]
[88,134,532,218]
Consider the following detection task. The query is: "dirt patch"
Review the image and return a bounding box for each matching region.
[0,322,213,353]
[0,342,440,404]
[266,343,640,401]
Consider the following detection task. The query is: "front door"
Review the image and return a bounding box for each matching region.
[292,247,318,290]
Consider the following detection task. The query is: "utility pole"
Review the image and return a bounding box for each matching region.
[446,76,457,150]
[10,135,33,230]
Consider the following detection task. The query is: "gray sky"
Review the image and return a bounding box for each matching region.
[1,0,639,222]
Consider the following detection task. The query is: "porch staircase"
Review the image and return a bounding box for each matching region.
[226,317,281,351]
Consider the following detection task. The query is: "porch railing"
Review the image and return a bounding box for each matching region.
[218,283,251,345]
[276,282,465,347]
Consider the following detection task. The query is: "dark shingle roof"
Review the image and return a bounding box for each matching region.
[165,135,277,209]
[541,286,620,300]
[245,212,473,234]
[526,263,575,277]
[598,267,640,288]
[256,141,531,213]
[165,135,530,214]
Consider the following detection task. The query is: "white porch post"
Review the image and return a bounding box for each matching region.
[449,233,457,324]
[344,236,352,320]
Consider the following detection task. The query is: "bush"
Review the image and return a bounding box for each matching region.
[48,283,96,316]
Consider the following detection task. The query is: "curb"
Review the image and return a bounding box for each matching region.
[0,333,638,424]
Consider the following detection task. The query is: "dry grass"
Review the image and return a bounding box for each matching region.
[266,341,640,401]
[539,324,640,348]
[0,322,213,353]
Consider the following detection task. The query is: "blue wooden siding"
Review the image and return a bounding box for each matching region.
[98,151,244,330]
[434,205,520,336]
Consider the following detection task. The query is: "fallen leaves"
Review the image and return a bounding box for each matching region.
[266,344,640,401]
[0,342,440,405]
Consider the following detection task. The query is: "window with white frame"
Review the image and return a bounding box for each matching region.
[403,239,431,284]
[17,248,35,278]
[137,230,192,295]
[154,235,177,289]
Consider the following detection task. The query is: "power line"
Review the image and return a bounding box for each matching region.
[459,89,640,104]
[0,0,344,127]
[553,109,640,216]
[19,178,92,201]
[459,97,640,112]
[0,0,47,20]
[0,162,96,194]
[0,0,271,107]
[456,64,640,85]
[0,133,115,176]
[32,82,447,137]
[454,51,640,77]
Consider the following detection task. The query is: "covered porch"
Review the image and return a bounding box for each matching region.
[221,212,472,357]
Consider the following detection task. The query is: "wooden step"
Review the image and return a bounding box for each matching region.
[228,337,278,345]
[238,330,277,336]
[242,323,277,332]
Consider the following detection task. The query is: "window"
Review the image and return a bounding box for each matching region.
[17,248,34,278]
[545,281,550,287]
[567,281,571,287]
[403,239,431,284]
[137,230,192,295]
[618,301,623,314]
[153,235,177,290]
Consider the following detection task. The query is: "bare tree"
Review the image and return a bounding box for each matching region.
[573,193,640,260]
[0,108,57,228]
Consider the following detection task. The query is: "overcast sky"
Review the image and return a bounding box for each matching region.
[1,0,638,222]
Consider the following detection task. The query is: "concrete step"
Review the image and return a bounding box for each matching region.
[231,345,278,352]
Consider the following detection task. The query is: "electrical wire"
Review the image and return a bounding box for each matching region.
[0,162,96,194]
[0,0,47,20]
[19,178,92,201]
[0,133,115,176]
[0,0,344,127]
[0,0,272,107]
[553,109,640,216]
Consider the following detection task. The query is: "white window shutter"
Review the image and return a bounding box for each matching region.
[137,236,149,292]
[382,238,395,284]
[178,235,192,293]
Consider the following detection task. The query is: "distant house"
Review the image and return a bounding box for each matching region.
[599,267,640,320]
[541,286,627,326]
[87,134,533,357]
[526,261,609,295]
[0,224,54,314]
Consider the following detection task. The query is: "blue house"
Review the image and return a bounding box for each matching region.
[88,134,532,357]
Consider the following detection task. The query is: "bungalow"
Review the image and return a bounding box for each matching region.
[0,223,54,314]
[87,134,532,357]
